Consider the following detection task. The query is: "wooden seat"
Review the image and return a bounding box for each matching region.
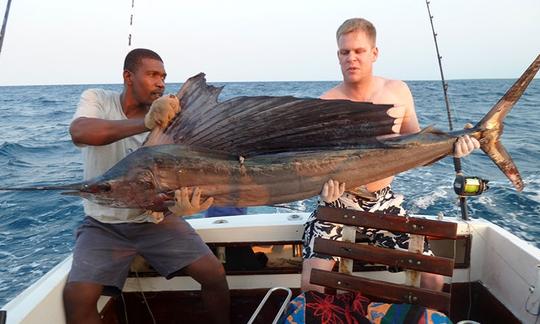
[310,206,458,313]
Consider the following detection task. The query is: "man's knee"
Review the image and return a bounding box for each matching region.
[301,258,335,292]
[186,254,227,288]
[63,282,102,314]
[203,263,227,288]
[420,273,444,291]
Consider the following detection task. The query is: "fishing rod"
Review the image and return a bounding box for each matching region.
[425,1,488,220]
[0,0,13,56]
[128,0,135,47]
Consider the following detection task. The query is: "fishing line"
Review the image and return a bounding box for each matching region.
[134,270,157,324]
[446,92,462,131]
[467,222,536,304]
[120,292,130,324]
[525,293,540,317]
[465,222,473,320]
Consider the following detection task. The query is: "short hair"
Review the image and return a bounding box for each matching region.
[336,18,377,46]
[123,48,163,72]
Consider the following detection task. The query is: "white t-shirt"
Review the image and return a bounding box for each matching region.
[73,89,154,223]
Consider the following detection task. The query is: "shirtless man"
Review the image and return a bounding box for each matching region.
[301,18,479,292]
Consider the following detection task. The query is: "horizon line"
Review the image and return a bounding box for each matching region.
[1,76,537,88]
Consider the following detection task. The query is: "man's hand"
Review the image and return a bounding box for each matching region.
[386,104,406,134]
[320,179,345,204]
[454,135,480,158]
[168,187,214,216]
[144,94,180,130]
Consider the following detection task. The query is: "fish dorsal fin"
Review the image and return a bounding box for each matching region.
[144,73,223,147]
[144,73,399,155]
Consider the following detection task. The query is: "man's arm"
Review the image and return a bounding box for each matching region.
[391,80,479,157]
[70,117,147,146]
[393,80,420,135]
[70,93,179,146]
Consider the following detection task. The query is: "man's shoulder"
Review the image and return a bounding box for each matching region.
[320,83,344,99]
[378,77,408,91]
[82,88,119,100]
[76,88,122,119]
[375,77,411,99]
[368,77,413,106]
[80,89,121,111]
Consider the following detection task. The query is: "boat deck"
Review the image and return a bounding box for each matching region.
[99,282,519,323]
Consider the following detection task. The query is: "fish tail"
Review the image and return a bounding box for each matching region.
[475,54,540,191]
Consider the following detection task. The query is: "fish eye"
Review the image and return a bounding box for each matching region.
[80,182,111,194]
[97,183,112,192]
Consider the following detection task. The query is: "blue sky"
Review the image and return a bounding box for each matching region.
[0,0,538,85]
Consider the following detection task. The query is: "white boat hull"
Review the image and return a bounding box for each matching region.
[2,213,539,323]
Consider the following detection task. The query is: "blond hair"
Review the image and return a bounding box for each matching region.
[336,18,376,46]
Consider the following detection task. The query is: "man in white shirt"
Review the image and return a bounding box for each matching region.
[63,48,229,324]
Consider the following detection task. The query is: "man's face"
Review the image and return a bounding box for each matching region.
[337,30,378,84]
[127,58,167,107]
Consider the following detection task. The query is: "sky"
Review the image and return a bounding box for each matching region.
[0,0,538,86]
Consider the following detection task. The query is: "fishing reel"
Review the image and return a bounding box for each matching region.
[453,174,489,196]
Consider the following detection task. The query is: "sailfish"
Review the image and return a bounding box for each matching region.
[1,55,539,211]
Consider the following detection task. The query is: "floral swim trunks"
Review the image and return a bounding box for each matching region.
[302,186,431,260]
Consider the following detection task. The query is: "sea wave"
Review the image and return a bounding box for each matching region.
[0,78,539,306]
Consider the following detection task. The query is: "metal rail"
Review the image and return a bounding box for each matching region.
[247,286,292,324]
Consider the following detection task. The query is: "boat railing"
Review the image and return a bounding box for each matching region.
[247,286,292,324]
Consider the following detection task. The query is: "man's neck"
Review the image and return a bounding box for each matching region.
[342,75,376,101]
[120,91,149,119]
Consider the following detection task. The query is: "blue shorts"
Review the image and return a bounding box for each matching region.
[67,215,211,291]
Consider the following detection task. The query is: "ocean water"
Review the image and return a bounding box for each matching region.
[0,78,539,307]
